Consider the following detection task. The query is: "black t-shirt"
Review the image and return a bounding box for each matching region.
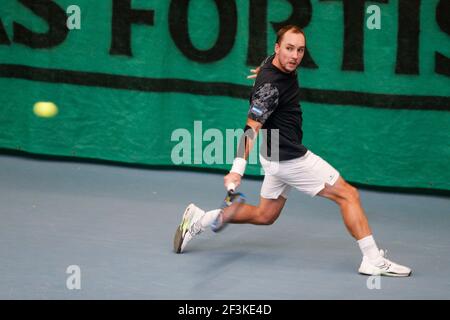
[248,56,308,161]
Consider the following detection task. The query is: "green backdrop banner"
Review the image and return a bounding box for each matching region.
[0,0,449,190]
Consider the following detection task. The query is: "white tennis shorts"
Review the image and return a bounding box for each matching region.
[260,150,340,199]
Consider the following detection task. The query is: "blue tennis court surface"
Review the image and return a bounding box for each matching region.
[0,154,449,299]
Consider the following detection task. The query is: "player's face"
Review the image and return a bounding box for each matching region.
[274,31,305,73]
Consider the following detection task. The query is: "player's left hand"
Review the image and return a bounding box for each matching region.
[246,67,260,79]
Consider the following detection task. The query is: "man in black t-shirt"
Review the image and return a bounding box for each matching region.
[174,25,411,277]
[248,52,307,162]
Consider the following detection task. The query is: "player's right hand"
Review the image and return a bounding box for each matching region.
[224,172,241,191]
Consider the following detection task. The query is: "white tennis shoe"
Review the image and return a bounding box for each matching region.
[358,249,412,277]
[173,203,205,253]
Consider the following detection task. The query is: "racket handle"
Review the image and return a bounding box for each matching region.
[227,182,236,193]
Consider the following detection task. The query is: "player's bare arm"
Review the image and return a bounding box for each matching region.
[224,118,262,190]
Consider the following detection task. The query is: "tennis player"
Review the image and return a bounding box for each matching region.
[174,25,411,277]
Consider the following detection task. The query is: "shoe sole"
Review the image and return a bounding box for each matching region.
[173,225,184,253]
[173,204,193,253]
[359,270,412,277]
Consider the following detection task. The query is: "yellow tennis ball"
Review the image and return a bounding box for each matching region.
[33,102,58,118]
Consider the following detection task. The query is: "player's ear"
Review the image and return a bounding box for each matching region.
[274,42,280,55]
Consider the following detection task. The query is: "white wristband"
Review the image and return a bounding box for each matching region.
[230,157,247,176]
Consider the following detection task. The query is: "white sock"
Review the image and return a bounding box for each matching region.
[199,209,222,230]
[357,235,382,263]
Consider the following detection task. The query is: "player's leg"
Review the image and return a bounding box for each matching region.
[280,151,370,239]
[282,151,411,276]
[225,195,287,225]
[174,196,287,253]
[318,177,411,276]
[317,176,371,240]
[174,172,289,253]
[211,166,290,230]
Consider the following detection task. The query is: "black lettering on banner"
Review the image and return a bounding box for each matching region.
[271,0,318,69]
[247,0,268,66]
[396,0,420,75]
[341,0,366,71]
[169,0,237,63]
[435,0,450,76]
[13,0,68,49]
[320,0,387,71]
[110,0,154,56]
[0,19,11,45]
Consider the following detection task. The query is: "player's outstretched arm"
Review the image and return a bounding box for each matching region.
[224,118,262,190]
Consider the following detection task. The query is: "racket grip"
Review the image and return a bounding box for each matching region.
[227,182,236,193]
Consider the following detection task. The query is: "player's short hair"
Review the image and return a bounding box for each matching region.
[276,25,306,45]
